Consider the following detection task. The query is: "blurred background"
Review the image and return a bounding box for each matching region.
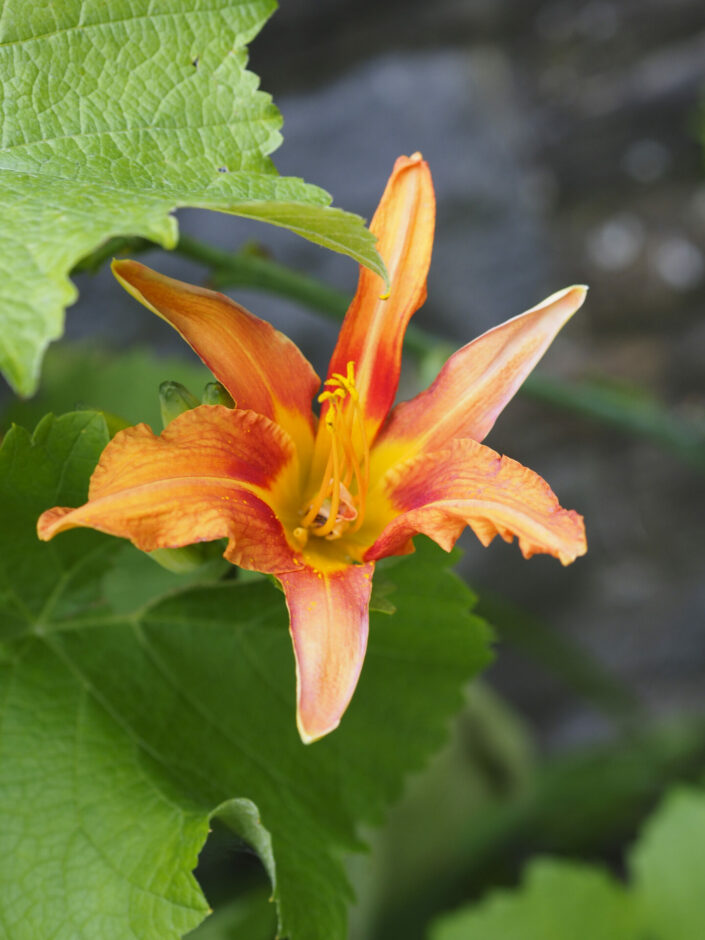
[5,0,705,937]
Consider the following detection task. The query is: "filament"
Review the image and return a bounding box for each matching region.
[300,362,370,541]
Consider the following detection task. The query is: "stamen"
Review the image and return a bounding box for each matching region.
[300,361,371,540]
[300,443,334,528]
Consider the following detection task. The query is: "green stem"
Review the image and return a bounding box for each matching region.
[72,236,152,274]
[75,233,435,357]
[524,373,705,473]
[179,234,351,322]
[74,234,705,472]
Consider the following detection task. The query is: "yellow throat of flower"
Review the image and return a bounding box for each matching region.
[297,362,370,543]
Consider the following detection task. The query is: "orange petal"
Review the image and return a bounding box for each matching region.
[278,562,374,743]
[37,406,302,573]
[112,260,320,453]
[376,286,587,462]
[324,154,435,442]
[365,439,586,566]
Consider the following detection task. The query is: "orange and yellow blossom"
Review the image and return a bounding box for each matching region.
[37,154,587,743]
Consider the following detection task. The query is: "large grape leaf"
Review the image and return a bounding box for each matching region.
[631,788,705,940]
[430,860,638,940]
[0,411,491,940]
[186,891,277,940]
[0,0,384,397]
[430,787,705,940]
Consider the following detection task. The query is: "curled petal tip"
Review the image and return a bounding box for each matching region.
[37,506,74,541]
[537,283,588,326]
[552,283,589,308]
[296,713,341,746]
[110,257,138,284]
[556,515,588,565]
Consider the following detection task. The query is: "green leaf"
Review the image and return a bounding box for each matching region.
[102,543,230,614]
[0,1,384,397]
[429,784,705,940]
[0,412,491,940]
[430,860,638,940]
[186,890,276,940]
[631,788,705,939]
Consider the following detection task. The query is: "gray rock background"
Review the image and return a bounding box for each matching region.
[61,0,705,747]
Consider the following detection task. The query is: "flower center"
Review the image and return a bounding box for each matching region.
[297,362,370,542]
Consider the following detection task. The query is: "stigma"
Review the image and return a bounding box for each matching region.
[300,362,370,541]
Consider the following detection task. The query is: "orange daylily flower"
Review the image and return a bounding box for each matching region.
[38,154,587,743]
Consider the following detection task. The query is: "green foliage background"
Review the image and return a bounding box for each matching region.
[431,788,705,940]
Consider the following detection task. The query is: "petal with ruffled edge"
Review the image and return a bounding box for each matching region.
[112,260,320,454]
[365,439,586,566]
[278,562,374,743]
[37,406,303,574]
[373,286,587,472]
[324,153,435,443]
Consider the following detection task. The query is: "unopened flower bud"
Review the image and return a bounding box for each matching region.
[202,382,235,408]
[159,381,200,428]
[149,545,219,573]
